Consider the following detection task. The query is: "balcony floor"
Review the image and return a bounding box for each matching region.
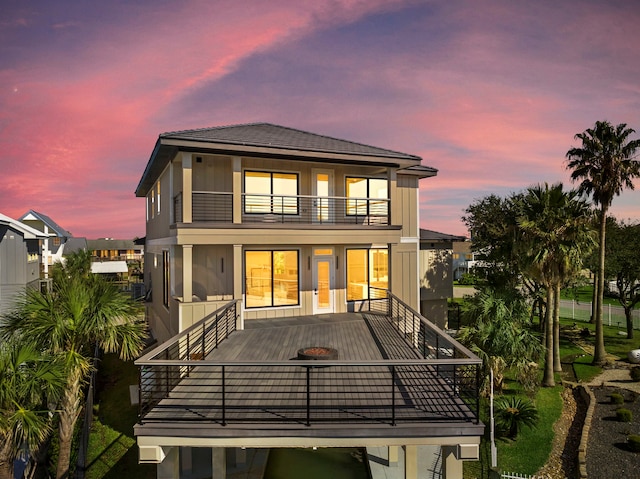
[135,313,483,444]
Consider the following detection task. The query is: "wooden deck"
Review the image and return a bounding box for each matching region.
[135,313,483,441]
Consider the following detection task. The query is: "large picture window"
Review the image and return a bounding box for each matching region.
[345,177,388,216]
[346,248,388,300]
[245,250,299,308]
[244,171,298,214]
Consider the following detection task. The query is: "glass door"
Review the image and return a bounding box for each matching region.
[313,170,333,223]
[313,253,334,314]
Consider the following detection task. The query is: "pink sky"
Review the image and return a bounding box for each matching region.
[2,0,640,239]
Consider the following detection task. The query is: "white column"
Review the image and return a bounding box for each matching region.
[211,447,226,479]
[232,156,242,224]
[157,447,179,479]
[182,152,192,224]
[183,245,193,303]
[233,244,244,329]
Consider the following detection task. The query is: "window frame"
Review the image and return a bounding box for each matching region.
[243,170,299,215]
[345,247,389,301]
[345,176,388,217]
[244,249,300,309]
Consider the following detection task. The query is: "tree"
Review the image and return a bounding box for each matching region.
[1,251,146,479]
[462,193,523,290]
[0,337,64,479]
[516,183,595,386]
[605,219,640,339]
[566,120,640,365]
[457,288,543,395]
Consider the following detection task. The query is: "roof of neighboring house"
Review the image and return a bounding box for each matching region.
[136,123,437,196]
[91,261,129,274]
[419,228,467,242]
[0,212,48,239]
[19,210,72,237]
[62,237,88,254]
[87,238,142,251]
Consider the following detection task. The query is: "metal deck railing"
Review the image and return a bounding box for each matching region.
[136,295,481,427]
[173,191,391,226]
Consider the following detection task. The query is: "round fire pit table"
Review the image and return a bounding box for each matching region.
[297,347,338,367]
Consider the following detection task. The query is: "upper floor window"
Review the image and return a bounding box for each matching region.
[156,181,161,214]
[345,177,387,216]
[244,171,298,214]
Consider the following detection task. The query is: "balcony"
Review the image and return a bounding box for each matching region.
[174,191,390,226]
[135,293,483,441]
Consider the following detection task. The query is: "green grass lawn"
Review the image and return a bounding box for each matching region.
[85,354,155,479]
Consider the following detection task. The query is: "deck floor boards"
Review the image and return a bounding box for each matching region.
[140,313,476,427]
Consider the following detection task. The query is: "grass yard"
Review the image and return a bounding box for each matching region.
[85,354,155,479]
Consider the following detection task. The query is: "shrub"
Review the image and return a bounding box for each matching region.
[495,396,539,438]
[616,408,633,423]
[630,367,640,382]
[628,435,640,452]
[609,392,625,404]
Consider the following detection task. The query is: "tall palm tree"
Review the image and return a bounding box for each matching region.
[0,337,65,479]
[1,251,146,479]
[517,183,594,386]
[566,121,640,365]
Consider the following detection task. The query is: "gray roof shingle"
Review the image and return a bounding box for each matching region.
[136,123,434,197]
[160,123,422,161]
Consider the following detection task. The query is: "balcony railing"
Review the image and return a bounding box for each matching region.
[172,192,390,226]
[136,295,481,427]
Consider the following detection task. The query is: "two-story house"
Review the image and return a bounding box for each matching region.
[0,212,46,315]
[19,210,73,278]
[134,124,483,479]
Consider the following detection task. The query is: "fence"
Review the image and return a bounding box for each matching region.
[501,473,550,479]
[559,299,640,330]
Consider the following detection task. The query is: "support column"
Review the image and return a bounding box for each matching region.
[157,447,179,479]
[182,152,192,224]
[388,446,398,467]
[181,447,193,476]
[183,245,193,303]
[442,446,463,479]
[211,447,226,479]
[404,445,417,479]
[232,156,242,224]
[233,244,244,330]
[388,168,397,227]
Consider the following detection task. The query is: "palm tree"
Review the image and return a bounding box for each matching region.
[457,288,543,395]
[0,337,65,479]
[494,396,539,439]
[517,183,594,386]
[1,251,146,479]
[566,121,640,365]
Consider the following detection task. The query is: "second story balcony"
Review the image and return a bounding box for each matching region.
[173,191,391,227]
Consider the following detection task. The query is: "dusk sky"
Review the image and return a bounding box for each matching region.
[2,0,640,239]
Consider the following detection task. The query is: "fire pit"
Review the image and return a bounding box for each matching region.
[297,346,338,361]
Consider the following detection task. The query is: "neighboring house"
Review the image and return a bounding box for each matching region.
[19,210,73,278]
[452,239,473,281]
[419,229,466,329]
[88,237,144,263]
[0,212,46,315]
[133,123,483,479]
